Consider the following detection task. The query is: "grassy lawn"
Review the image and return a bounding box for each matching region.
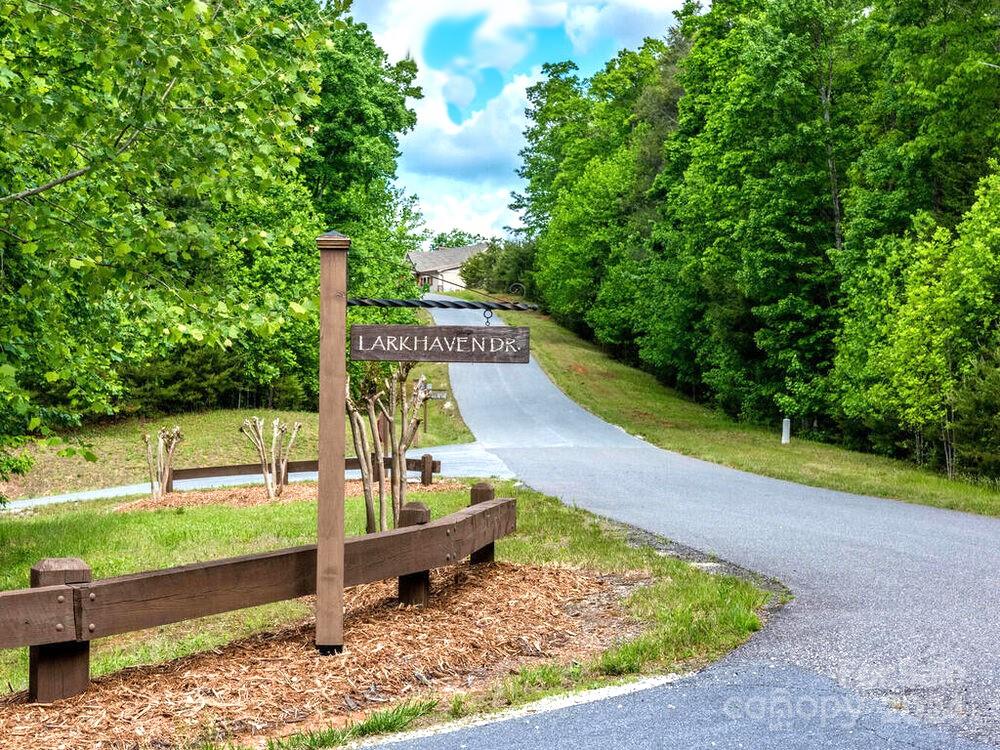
[500,307,1000,517]
[1,360,471,500]
[0,482,767,705]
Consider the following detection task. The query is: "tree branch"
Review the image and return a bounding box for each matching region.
[0,73,176,206]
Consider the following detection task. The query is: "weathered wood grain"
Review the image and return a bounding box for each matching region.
[169,456,440,483]
[28,558,92,702]
[351,325,530,363]
[72,498,514,640]
[1,499,515,650]
[0,586,76,649]
[397,502,431,606]
[78,546,318,640]
[317,233,349,651]
[469,482,497,564]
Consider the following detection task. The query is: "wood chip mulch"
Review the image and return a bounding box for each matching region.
[0,563,648,750]
[113,479,468,512]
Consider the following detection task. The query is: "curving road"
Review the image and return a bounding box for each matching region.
[382,301,1000,749]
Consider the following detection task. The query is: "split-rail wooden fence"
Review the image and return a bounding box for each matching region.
[0,483,512,703]
[165,453,442,492]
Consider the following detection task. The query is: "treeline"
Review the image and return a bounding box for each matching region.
[514,0,1000,478]
[460,239,538,299]
[0,1,421,482]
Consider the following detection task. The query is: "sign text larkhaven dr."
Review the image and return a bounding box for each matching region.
[350,325,530,363]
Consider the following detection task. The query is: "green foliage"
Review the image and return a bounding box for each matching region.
[0,6,425,485]
[431,229,486,248]
[0,0,334,480]
[120,345,243,416]
[830,0,1000,452]
[954,351,1000,479]
[536,142,637,332]
[459,239,537,298]
[877,169,1000,470]
[516,0,1000,477]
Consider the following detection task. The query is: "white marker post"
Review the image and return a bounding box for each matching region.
[781,418,791,445]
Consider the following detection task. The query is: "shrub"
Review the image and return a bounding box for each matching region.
[119,345,243,415]
[954,351,1000,479]
[460,239,537,299]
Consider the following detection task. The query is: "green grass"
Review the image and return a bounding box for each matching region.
[501,308,1000,518]
[2,360,471,500]
[260,701,438,750]
[0,481,767,717]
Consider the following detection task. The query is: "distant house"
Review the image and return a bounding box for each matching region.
[407,242,488,292]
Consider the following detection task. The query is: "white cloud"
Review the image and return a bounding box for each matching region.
[472,2,565,70]
[401,175,518,239]
[401,72,538,182]
[442,74,477,108]
[565,5,602,51]
[350,1,683,236]
[567,1,677,53]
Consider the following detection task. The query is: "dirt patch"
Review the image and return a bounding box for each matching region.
[0,563,649,749]
[114,479,468,512]
[568,363,588,375]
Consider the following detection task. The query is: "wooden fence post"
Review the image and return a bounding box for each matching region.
[420,453,434,486]
[29,558,91,703]
[469,482,496,564]
[316,230,350,654]
[397,502,431,606]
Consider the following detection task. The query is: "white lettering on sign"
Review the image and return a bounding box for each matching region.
[356,335,522,353]
[351,325,530,363]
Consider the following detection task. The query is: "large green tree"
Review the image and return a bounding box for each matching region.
[531,40,668,334]
[0,2,429,494]
[831,0,1000,441]
[0,0,340,484]
[513,0,1000,478]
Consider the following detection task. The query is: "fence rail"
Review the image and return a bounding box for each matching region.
[166,454,442,491]
[0,488,514,703]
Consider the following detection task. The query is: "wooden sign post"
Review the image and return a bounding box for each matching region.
[313,250,529,653]
[316,230,350,654]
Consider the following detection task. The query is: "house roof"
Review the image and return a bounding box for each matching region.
[407,242,488,274]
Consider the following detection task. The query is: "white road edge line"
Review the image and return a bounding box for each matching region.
[350,673,690,748]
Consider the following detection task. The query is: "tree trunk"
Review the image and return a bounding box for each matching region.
[820,55,843,253]
[239,417,299,500]
[347,397,376,533]
[367,396,388,531]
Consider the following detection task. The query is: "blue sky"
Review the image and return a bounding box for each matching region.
[350,1,681,241]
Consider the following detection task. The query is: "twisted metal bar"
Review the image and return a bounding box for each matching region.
[347,297,538,311]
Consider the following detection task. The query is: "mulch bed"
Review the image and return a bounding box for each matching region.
[0,563,649,750]
[114,479,468,512]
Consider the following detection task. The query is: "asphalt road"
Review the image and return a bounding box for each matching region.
[381,301,1000,749]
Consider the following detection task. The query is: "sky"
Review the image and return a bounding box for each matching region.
[349,1,682,242]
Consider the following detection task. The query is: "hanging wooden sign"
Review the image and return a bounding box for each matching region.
[350,324,530,364]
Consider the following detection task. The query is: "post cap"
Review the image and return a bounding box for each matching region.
[31,557,92,587]
[398,501,431,526]
[317,230,351,251]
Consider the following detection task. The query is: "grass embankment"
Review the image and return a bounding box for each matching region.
[0,482,767,706]
[1,361,472,500]
[499,307,1000,517]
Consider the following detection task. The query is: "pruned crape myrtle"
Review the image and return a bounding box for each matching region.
[143,427,183,499]
[239,417,302,500]
[346,364,430,532]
